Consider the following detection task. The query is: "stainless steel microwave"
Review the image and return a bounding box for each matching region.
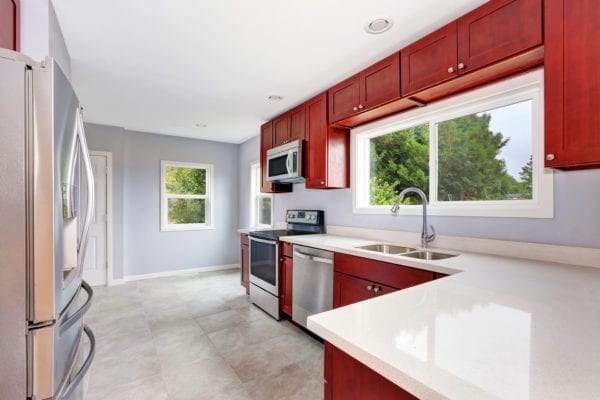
[266,140,303,183]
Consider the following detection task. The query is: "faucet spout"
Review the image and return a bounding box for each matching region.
[391,187,435,248]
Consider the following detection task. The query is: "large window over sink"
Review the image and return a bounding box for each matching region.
[352,69,553,218]
[160,161,213,231]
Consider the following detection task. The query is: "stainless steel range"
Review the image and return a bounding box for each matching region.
[248,210,325,320]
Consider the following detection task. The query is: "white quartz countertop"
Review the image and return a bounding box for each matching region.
[280,234,600,400]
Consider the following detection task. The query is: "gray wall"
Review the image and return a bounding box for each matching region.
[86,123,240,279]
[20,0,72,79]
[238,135,260,228]
[272,168,600,249]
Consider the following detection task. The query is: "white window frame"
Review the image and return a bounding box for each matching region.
[250,161,273,227]
[160,160,214,231]
[352,69,553,218]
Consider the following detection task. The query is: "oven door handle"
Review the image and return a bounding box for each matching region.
[249,236,278,246]
[293,250,333,265]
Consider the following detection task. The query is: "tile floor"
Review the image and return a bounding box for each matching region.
[84,269,324,400]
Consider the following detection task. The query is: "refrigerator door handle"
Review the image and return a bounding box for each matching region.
[76,109,95,268]
[55,325,96,400]
[59,281,94,334]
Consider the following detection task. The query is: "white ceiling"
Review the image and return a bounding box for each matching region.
[52,0,488,144]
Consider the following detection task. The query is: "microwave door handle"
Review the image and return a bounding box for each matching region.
[76,109,95,268]
[286,152,292,175]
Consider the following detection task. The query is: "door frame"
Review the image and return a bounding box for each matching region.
[89,150,113,286]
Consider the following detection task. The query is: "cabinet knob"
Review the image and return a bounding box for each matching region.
[366,285,373,291]
[447,67,454,73]
[320,180,325,185]
[358,104,364,109]
[373,286,380,293]
[546,154,555,161]
[458,63,465,70]
[353,106,358,111]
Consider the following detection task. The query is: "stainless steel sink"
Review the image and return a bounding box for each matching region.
[402,251,457,260]
[355,244,416,254]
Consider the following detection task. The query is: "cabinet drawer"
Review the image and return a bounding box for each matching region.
[334,253,433,290]
[281,241,294,258]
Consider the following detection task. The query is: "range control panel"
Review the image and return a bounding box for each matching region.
[286,210,323,225]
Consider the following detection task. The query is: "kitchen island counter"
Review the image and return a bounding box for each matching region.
[281,234,600,400]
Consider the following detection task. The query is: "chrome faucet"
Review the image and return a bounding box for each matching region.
[391,187,435,248]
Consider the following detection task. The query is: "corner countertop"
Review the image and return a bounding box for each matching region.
[280,234,600,400]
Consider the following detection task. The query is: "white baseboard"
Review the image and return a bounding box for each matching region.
[107,264,240,285]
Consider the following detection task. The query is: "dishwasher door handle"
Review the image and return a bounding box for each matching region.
[293,250,333,265]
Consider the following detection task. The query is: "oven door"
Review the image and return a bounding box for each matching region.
[249,237,279,295]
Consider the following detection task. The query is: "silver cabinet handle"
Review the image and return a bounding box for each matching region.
[76,109,95,270]
[366,285,373,291]
[448,67,454,73]
[546,154,555,161]
[353,106,358,111]
[60,325,96,400]
[458,63,465,70]
[293,250,333,265]
[358,104,364,109]
[373,286,381,293]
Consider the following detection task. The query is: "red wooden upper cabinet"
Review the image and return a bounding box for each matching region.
[0,0,19,51]
[545,0,600,168]
[457,0,542,75]
[289,104,305,143]
[401,22,458,96]
[329,53,400,124]
[305,92,349,189]
[260,121,292,193]
[272,113,290,147]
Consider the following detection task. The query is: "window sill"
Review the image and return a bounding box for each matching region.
[161,224,214,232]
[353,203,553,219]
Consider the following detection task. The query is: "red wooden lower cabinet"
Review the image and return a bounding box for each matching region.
[280,256,293,316]
[324,342,418,400]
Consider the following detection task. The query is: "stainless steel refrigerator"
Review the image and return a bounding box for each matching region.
[0,49,96,399]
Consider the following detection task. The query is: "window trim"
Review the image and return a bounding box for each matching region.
[250,161,273,228]
[160,160,214,231]
[352,69,553,218]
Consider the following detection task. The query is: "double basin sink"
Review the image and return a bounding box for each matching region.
[355,244,457,260]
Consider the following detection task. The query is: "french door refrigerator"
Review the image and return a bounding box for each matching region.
[0,49,96,399]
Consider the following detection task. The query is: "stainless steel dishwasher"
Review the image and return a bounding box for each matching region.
[292,244,334,331]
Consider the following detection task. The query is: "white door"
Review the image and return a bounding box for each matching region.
[83,154,108,286]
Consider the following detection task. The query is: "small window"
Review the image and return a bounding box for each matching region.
[251,162,272,227]
[353,69,552,218]
[160,161,213,231]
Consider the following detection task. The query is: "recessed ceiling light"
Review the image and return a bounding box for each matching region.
[365,17,393,34]
[267,95,284,101]
[195,123,208,128]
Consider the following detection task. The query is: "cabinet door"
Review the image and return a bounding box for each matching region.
[0,0,18,51]
[329,344,418,400]
[305,93,328,188]
[273,113,290,147]
[457,0,542,74]
[281,256,293,316]
[260,121,292,193]
[305,92,350,189]
[289,104,305,142]
[328,74,361,123]
[401,22,457,96]
[361,53,401,110]
[334,272,375,308]
[545,0,600,168]
[240,243,249,295]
